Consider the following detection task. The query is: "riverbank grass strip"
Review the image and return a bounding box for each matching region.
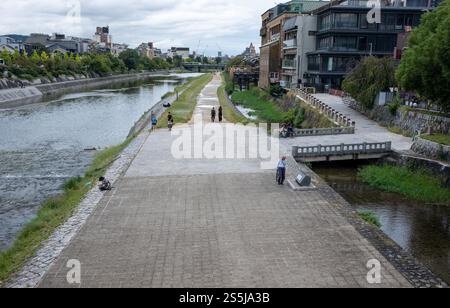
[359,165,450,205]
[0,138,133,285]
[422,134,450,146]
[231,88,286,123]
[157,73,213,128]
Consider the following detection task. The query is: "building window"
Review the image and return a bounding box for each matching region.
[358,36,368,51]
[333,36,357,51]
[319,14,332,31]
[308,56,320,71]
[375,35,396,52]
[396,15,405,30]
[334,13,358,29]
[360,14,368,29]
[318,37,332,50]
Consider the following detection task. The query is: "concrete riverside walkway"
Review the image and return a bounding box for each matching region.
[39,75,411,288]
[280,93,413,154]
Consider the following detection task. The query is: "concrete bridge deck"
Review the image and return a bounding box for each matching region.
[38,75,412,288]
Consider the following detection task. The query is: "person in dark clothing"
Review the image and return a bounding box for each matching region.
[98,177,112,191]
[211,107,216,122]
[167,112,174,131]
[218,106,223,122]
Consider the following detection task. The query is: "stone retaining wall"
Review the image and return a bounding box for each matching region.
[344,96,450,135]
[0,71,171,109]
[411,137,450,163]
[0,87,43,108]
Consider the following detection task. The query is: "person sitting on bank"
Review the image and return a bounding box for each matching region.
[98,177,112,191]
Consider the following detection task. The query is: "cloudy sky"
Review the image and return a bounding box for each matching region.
[0,0,280,56]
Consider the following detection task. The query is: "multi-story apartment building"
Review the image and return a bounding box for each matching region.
[259,1,329,89]
[304,0,438,90]
[281,13,326,89]
[93,26,112,49]
[137,42,157,59]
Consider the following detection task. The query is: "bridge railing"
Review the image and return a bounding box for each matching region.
[292,142,392,158]
[293,127,355,137]
[295,89,356,128]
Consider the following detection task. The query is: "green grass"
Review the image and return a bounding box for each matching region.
[422,134,450,146]
[0,137,133,286]
[217,78,249,124]
[161,77,196,100]
[296,99,337,129]
[359,165,450,205]
[231,88,287,123]
[157,74,213,128]
[358,211,382,228]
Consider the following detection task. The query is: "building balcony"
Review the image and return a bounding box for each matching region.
[282,70,296,77]
[282,59,296,69]
[283,39,297,49]
[260,27,267,36]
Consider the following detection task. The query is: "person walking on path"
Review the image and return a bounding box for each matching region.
[211,107,216,123]
[218,106,223,123]
[167,112,174,132]
[150,112,158,132]
[277,157,287,185]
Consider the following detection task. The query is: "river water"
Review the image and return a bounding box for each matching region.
[313,163,450,284]
[0,73,201,251]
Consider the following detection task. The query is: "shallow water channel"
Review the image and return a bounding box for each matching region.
[313,162,450,284]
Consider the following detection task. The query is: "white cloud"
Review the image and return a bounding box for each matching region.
[0,0,277,55]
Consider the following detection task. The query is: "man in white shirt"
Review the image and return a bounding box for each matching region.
[277,157,287,185]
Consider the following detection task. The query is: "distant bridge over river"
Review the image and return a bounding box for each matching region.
[182,63,225,72]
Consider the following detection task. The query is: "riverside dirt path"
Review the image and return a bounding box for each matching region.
[38,74,412,288]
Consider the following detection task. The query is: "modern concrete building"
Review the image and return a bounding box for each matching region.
[168,47,190,59]
[112,43,129,57]
[280,14,322,89]
[304,0,438,90]
[259,1,329,89]
[137,42,157,59]
[93,26,112,49]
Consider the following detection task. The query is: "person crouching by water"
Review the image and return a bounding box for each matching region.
[277,157,287,185]
[98,177,112,191]
[167,112,174,131]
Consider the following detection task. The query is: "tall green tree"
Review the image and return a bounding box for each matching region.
[396,0,450,111]
[0,49,12,65]
[342,56,396,109]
